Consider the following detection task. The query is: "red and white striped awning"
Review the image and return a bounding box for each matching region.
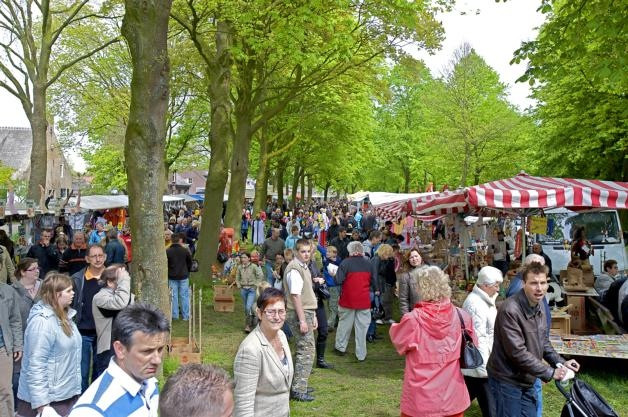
[409,173,628,216]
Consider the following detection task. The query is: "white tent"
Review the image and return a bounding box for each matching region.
[68,195,185,210]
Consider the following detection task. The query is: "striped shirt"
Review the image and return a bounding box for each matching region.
[68,359,159,417]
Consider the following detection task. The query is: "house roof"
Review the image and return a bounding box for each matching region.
[0,126,32,178]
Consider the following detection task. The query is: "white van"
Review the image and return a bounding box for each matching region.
[537,209,627,277]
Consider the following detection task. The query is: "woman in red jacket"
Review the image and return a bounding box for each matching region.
[390,266,476,417]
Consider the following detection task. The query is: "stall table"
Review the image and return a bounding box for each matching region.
[550,334,628,359]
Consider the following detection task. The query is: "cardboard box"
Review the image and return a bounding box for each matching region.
[173,351,201,365]
[214,298,235,312]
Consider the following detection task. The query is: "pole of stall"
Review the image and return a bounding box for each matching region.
[522,216,527,259]
[199,288,202,356]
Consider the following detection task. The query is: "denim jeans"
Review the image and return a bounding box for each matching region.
[80,334,98,392]
[488,377,537,417]
[240,287,257,315]
[534,378,543,417]
[264,260,275,286]
[169,278,190,320]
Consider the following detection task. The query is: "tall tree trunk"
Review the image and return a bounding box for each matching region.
[307,175,313,200]
[402,164,410,193]
[276,164,284,208]
[300,170,305,205]
[195,21,233,280]
[121,0,173,313]
[290,165,301,211]
[253,127,270,219]
[323,181,330,201]
[28,83,49,200]
[224,110,252,237]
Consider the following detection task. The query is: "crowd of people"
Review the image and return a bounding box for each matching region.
[0,197,624,417]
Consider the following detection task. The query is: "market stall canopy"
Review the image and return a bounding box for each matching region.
[368,191,440,221]
[411,172,628,216]
[68,194,185,210]
[347,190,370,202]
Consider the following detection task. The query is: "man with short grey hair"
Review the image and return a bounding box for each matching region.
[69,303,170,417]
[334,242,378,361]
[159,364,234,417]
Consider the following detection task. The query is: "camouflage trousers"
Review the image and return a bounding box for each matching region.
[327,286,340,329]
[286,309,316,394]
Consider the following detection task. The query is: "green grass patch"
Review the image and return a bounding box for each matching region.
[167,275,627,416]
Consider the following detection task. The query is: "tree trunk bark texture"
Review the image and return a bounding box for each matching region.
[253,128,270,221]
[195,20,233,280]
[121,0,173,314]
[28,84,49,200]
[276,164,284,208]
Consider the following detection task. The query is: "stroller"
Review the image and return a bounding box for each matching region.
[556,378,619,417]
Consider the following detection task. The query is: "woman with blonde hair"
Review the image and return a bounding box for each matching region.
[372,244,396,326]
[17,273,82,417]
[390,266,476,417]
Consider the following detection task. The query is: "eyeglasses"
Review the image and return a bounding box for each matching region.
[26,267,40,272]
[263,309,286,318]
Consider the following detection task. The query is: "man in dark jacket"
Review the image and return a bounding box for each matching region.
[60,231,88,275]
[167,233,192,320]
[329,227,350,260]
[72,244,107,391]
[487,262,580,417]
[104,229,126,266]
[26,229,58,278]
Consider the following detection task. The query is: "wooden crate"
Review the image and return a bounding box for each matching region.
[214,298,235,312]
[172,351,201,365]
[214,285,234,301]
[566,295,586,332]
[551,314,571,336]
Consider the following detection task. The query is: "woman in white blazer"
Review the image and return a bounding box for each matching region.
[462,265,503,417]
[234,287,293,417]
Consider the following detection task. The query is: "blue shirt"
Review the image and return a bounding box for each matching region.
[69,359,159,417]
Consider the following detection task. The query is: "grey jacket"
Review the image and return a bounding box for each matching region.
[595,272,618,299]
[398,269,421,315]
[0,281,22,354]
[18,301,82,408]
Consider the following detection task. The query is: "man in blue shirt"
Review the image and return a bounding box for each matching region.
[69,303,170,417]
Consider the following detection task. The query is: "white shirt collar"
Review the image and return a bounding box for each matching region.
[108,358,157,397]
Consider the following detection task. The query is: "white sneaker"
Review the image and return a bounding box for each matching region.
[387,319,396,324]
[375,319,384,325]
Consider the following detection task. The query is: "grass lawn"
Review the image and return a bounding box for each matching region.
[164,276,628,417]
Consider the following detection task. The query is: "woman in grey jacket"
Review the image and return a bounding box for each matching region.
[17,273,82,417]
[398,249,423,315]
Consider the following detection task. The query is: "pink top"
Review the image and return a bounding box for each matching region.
[390,300,476,417]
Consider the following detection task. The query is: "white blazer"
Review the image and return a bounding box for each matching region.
[233,326,293,417]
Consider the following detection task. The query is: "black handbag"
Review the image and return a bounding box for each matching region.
[315,282,331,300]
[456,308,483,369]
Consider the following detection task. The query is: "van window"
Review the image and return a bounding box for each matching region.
[538,211,621,244]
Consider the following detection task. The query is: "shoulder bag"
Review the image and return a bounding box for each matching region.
[456,308,483,369]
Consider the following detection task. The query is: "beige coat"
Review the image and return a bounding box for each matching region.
[0,244,15,284]
[233,326,293,417]
[92,274,134,354]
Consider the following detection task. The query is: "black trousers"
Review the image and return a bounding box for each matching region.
[464,375,496,417]
[316,299,328,344]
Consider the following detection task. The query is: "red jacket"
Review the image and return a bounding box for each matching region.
[336,256,376,310]
[390,300,476,417]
